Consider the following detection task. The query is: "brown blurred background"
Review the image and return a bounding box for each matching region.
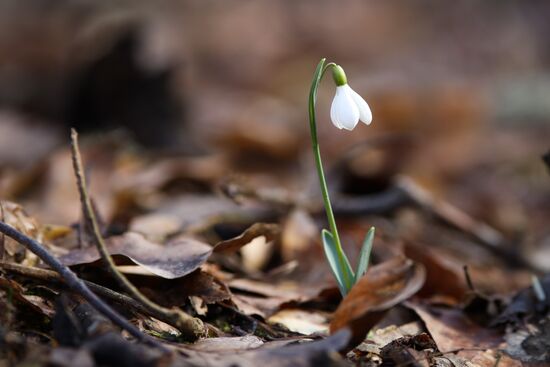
[0,1,548,242]
[1,1,549,147]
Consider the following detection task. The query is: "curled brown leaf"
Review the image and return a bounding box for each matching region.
[213,223,280,253]
[330,256,426,350]
[60,232,212,279]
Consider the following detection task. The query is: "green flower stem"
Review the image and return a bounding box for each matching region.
[308,58,352,291]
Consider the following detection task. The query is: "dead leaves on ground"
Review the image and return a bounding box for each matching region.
[0,131,548,366]
[0,202,542,366]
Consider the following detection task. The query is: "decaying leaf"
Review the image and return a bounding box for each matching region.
[154,269,232,306]
[59,232,212,279]
[407,301,502,354]
[213,222,280,254]
[240,235,274,272]
[48,348,95,367]
[0,277,55,318]
[177,329,351,367]
[404,241,467,302]
[379,332,435,367]
[228,278,308,317]
[280,209,318,262]
[0,201,42,265]
[268,309,330,335]
[209,222,280,273]
[152,194,270,234]
[495,275,550,363]
[128,213,182,242]
[330,256,426,349]
[454,349,522,367]
[187,335,264,352]
[504,318,550,363]
[367,321,424,349]
[493,273,550,326]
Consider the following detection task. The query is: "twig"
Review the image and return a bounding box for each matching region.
[531,275,547,302]
[396,176,535,270]
[462,265,476,292]
[0,221,166,351]
[0,261,191,331]
[331,186,411,216]
[0,201,4,260]
[70,129,204,341]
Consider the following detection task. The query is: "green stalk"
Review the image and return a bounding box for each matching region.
[308,58,353,291]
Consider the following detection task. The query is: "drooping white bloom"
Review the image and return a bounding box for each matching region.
[330,84,372,130]
[329,64,372,131]
[348,86,372,126]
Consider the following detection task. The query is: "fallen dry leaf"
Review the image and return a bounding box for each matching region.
[0,201,42,265]
[493,273,550,326]
[280,209,318,262]
[406,301,502,354]
[240,235,274,272]
[268,309,330,335]
[209,222,280,274]
[187,335,264,353]
[128,213,182,242]
[330,256,426,349]
[404,241,467,302]
[455,349,522,367]
[158,269,232,306]
[213,222,280,253]
[0,277,55,318]
[175,329,351,367]
[228,277,309,317]
[504,319,550,364]
[379,332,435,367]
[59,232,212,279]
[367,321,424,349]
[152,194,270,234]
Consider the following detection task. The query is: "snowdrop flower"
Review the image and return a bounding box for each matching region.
[307,58,377,296]
[330,65,372,130]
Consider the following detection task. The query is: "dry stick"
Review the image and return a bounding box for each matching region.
[70,129,204,341]
[462,265,476,292]
[0,221,166,351]
[396,176,535,270]
[0,261,182,328]
[0,201,4,260]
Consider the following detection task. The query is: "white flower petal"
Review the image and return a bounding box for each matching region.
[329,102,343,129]
[330,85,359,131]
[348,86,372,125]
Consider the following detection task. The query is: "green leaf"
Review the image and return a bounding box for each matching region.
[355,227,375,283]
[322,229,355,296]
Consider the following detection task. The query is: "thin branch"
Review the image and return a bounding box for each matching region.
[70,129,204,341]
[463,265,476,292]
[0,221,166,351]
[0,261,196,332]
[0,201,4,260]
[396,176,535,270]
